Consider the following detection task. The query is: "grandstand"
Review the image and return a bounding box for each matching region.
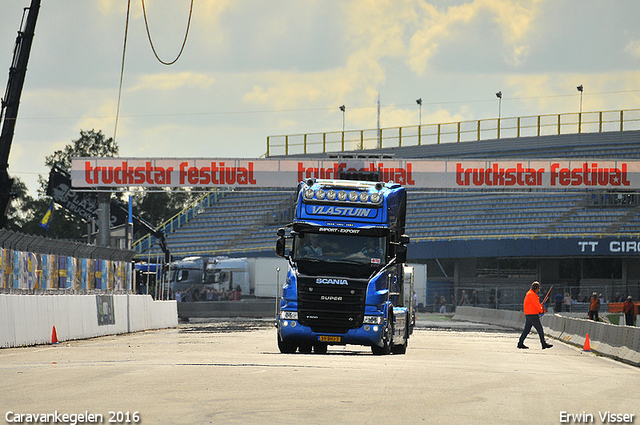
[147,188,295,258]
[136,128,640,309]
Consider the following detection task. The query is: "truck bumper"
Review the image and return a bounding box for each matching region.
[277,318,386,348]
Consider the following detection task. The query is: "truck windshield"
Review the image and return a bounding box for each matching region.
[293,232,386,266]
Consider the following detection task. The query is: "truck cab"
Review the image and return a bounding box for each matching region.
[276,178,413,355]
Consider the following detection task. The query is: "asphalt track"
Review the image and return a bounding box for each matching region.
[1,316,638,425]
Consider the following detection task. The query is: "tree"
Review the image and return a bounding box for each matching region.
[5,177,85,240]
[45,129,118,172]
[5,129,118,240]
[7,128,197,241]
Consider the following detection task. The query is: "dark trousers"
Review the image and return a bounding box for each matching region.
[519,314,546,346]
[625,313,635,326]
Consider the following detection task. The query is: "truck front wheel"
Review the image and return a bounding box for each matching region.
[371,314,392,355]
[371,340,390,355]
[277,333,297,354]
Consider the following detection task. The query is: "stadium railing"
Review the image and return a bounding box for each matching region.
[266,108,640,156]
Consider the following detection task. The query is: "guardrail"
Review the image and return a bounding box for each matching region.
[266,109,640,156]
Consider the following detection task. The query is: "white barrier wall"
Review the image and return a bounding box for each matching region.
[0,294,177,348]
[453,306,640,366]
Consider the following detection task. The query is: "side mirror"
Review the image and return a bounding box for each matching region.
[399,234,410,244]
[275,237,286,258]
[395,244,407,264]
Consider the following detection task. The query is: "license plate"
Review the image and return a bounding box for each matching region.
[318,335,341,343]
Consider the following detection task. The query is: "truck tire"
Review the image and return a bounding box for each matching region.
[391,333,407,354]
[277,333,297,354]
[314,343,328,354]
[372,312,392,355]
[371,340,390,355]
[298,342,313,354]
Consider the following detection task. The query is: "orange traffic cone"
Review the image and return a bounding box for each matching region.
[582,333,591,352]
[51,326,58,344]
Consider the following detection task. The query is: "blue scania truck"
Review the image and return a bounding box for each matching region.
[275,176,413,355]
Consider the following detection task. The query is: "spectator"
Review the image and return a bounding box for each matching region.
[439,296,447,314]
[470,290,478,306]
[458,290,470,306]
[588,292,601,321]
[554,292,563,313]
[563,293,572,312]
[623,296,635,327]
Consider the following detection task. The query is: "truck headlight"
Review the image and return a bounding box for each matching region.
[280,311,298,320]
[363,315,383,325]
[304,189,315,199]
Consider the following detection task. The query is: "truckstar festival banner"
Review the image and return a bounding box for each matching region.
[71,158,640,189]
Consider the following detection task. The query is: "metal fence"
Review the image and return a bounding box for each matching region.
[424,278,640,314]
[0,229,135,294]
[266,109,640,156]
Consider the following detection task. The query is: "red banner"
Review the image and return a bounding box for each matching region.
[71,158,640,189]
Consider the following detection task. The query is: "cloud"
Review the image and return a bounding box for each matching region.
[128,72,215,92]
[625,40,640,58]
[243,50,385,109]
[505,69,640,116]
[408,0,540,73]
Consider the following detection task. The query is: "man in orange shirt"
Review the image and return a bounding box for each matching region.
[517,281,553,350]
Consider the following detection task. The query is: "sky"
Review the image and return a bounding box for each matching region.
[2,0,640,196]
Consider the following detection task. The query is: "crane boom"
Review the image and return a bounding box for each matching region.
[0,0,41,228]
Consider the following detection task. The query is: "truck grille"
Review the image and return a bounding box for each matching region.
[297,275,368,334]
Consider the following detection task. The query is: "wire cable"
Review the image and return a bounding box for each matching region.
[113,0,131,143]
[141,0,193,66]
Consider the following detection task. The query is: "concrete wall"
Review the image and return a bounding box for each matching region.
[0,294,177,348]
[453,306,640,366]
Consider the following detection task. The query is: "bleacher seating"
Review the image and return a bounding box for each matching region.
[142,188,295,259]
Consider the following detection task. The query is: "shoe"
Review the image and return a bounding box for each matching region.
[517,343,529,349]
[542,343,553,349]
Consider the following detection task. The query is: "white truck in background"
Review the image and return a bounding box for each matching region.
[167,256,288,300]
